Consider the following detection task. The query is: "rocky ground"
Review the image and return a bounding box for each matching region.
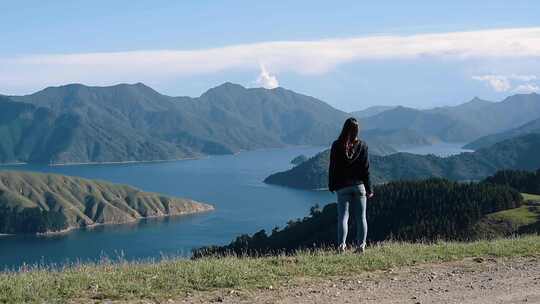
[175,257,540,304]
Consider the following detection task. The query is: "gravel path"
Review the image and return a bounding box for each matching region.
[180,257,540,304]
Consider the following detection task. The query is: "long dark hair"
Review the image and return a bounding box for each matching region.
[338,117,359,156]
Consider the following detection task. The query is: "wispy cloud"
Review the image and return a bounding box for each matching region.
[472,75,512,92]
[255,64,279,89]
[2,27,540,93]
[472,74,538,92]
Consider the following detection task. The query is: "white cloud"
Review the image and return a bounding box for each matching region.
[472,74,538,92]
[2,27,540,93]
[513,83,540,93]
[255,64,279,89]
[472,75,512,92]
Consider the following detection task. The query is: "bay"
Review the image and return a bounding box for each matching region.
[0,147,332,269]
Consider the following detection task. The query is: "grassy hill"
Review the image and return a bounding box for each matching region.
[472,193,540,238]
[0,171,213,234]
[265,133,540,189]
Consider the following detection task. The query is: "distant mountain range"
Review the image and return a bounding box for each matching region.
[357,93,540,144]
[464,117,540,150]
[2,83,539,164]
[351,105,396,118]
[264,133,540,189]
[1,82,395,164]
[0,171,213,234]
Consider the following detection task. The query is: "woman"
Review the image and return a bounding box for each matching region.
[328,117,373,252]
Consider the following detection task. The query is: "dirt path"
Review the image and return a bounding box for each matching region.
[178,257,540,304]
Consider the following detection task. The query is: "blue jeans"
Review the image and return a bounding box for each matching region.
[336,184,367,247]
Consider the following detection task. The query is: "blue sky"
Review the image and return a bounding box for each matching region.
[1,1,539,111]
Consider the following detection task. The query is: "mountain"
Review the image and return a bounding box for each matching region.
[196,178,522,256]
[0,171,213,234]
[428,93,540,135]
[0,93,186,164]
[362,106,483,142]
[362,128,437,147]
[351,105,396,118]
[290,155,309,166]
[3,82,394,164]
[361,93,540,143]
[264,133,540,189]
[464,117,540,150]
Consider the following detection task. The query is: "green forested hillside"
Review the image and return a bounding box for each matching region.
[483,169,540,195]
[195,179,522,256]
[3,83,394,164]
[0,171,213,234]
[264,134,540,189]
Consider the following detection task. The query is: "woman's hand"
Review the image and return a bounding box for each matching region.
[367,192,374,199]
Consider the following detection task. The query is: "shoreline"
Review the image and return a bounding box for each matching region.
[0,145,328,168]
[35,206,215,237]
[48,156,203,167]
[0,162,27,167]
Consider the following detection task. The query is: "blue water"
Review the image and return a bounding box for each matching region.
[397,142,473,157]
[0,147,333,269]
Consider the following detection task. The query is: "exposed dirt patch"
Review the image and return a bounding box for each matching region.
[173,257,540,304]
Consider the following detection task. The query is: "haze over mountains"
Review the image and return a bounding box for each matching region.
[1,82,539,164]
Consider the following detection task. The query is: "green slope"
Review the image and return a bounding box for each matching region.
[472,193,540,238]
[0,171,213,234]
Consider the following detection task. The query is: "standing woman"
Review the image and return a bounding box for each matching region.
[328,118,373,252]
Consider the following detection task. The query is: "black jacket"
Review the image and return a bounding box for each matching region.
[328,140,372,193]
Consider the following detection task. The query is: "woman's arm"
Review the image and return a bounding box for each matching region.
[361,144,373,197]
[328,143,336,192]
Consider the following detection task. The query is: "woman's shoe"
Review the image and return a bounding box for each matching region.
[355,243,366,254]
[337,243,347,253]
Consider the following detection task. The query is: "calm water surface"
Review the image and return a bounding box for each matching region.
[0,147,332,269]
[397,142,473,157]
[0,143,472,269]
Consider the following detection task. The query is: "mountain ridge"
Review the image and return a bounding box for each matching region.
[360,93,540,144]
[2,82,399,164]
[464,117,540,150]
